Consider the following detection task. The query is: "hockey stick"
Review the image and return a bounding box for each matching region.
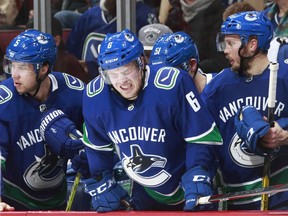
[65,172,81,211]
[197,182,288,205]
[261,37,284,210]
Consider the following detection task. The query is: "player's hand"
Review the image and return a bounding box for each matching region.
[39,109,84,158]
[0,202,14,211]
[181,166,213,211]
[84,170,130,212]
[234,105,270,156]
[71,151,91,178]
[259,117,288,149]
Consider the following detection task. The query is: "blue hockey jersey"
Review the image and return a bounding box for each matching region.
[202,58,288,209]
[0,72,85,210]
[82,64,222,207]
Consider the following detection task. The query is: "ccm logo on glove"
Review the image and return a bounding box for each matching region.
[193,175,211,183]
[88,179,115,196]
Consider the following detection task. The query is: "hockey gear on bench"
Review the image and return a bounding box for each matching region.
[40,109,84,158]
[235,105,271,156]
[84,170,130,212]
[181,166,213,211]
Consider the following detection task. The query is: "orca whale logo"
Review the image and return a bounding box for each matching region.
[23,145,66,190]
[122,145,171,187]
[229,133,264,168]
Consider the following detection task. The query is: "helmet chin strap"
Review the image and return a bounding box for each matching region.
[28,66,50,97]
[237,44,259,77]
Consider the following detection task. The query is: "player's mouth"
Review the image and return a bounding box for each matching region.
[120,83,132,91]
[14,81,21,88]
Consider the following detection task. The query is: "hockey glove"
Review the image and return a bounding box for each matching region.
[71,151,91,178]
[84,170,131,212]
[40,109,84,159]
[181,166,213,211]
[235,105,270,156]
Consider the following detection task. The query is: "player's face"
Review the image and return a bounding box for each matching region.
[11,62,38,95]
[223,35,242,71]
[106,62,143,100]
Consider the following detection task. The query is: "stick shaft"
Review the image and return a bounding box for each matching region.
[261,62,279,210]
[66,172,81,211]
[260,37,287,210]
[198,183,288,205]
[261,156,271,210]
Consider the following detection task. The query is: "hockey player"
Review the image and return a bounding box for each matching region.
[201,11,288,210]
[81,28,223,212]
[0,29,85,211]
[150,31,214,93]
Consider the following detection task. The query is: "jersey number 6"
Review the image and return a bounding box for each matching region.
[186,91,201,112]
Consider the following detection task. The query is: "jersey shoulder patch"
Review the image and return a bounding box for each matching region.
[0,85,13,104]
[62,73,85,90]
[82,32,106,60]
[86,76,105,97]
[154,67,180,90]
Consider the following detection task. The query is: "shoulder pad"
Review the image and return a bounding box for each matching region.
[0,85,13,104]
[154,67,180,90]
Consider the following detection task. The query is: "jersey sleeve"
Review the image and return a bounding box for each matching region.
[82,81,115,175]
[186,143,218,175]
[174,72,222,146]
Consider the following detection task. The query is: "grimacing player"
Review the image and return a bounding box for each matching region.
[81,28,223,212]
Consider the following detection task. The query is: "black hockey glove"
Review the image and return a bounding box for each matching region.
[40,109,84,159]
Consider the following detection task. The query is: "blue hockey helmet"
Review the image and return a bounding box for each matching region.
[217,11,273,51]
[98,28,144,70]
[150,31,199,72]
[4,29,57,74]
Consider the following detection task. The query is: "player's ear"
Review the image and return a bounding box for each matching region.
[39,63,50,75]
[248,37,258,52]
[189,58,198,74]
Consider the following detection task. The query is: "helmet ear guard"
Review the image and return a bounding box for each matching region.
[134,55,145,70]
